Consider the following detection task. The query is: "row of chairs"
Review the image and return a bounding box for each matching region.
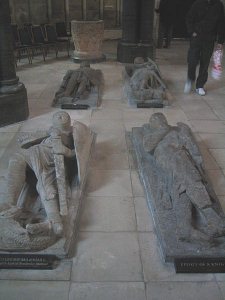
[12,22,72,65]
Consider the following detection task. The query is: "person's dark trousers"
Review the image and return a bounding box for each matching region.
[187,37,215,88]
[158,21,173,48]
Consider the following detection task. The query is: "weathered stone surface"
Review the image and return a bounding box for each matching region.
[69,282,146,300]
[0,280,70,300]
[139,233,214,281]
[71,232,143,282]
[123,57,167,107]
[71,20,105,62]
[146,282,223,300]
[0,112,95,258]
[131,112,225,262]
[79,196,136,232]
[53,63,103,108]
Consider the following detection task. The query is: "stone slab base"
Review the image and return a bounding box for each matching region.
[0,84,29,127]
[123,74,166,108]
[0,116,96,259]
[117,42,155,63]
[130,128,225,262]
[72,54,106,64]
[53,92,100,109]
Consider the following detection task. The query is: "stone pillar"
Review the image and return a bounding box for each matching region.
[117,0,155,63]
[0,0,29,127]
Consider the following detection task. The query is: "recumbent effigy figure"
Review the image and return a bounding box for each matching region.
[142,113,225,242]
[2,111,75,237]
[53,62,103,107]
[131,112,225,261]
[0,111,95,253]
[124,57,167,106]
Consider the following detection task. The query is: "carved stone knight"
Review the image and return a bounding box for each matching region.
[124,57,166,103]
[143,113,225,242]
[53,62,103,107]
[1,112,76,237]
[0,111,95,254]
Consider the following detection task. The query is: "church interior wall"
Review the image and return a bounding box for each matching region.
[9,0,122,29]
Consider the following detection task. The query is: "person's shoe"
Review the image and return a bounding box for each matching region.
[196,88,206,96]
[184,80,193,94]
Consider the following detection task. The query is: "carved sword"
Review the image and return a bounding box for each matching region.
[52,135,68,216]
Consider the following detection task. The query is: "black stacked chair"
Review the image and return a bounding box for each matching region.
[18,27,46,62]
[55,22,71,38]
[45,24,70,56]
[23,23,33,39]
[12,25,33,64]
[40,23,47,39]
[31,25,58,57]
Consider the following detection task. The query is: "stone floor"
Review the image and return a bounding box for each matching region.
[0,40,225,299]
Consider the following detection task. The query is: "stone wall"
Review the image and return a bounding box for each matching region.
[68,0,83,21]
[9,0,30,25]
[9,0,122,28]
[49,0,66,24]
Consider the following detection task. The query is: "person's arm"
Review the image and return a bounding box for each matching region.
[177,122,203,167]
[186,2,198,37]
[53,142,75,158]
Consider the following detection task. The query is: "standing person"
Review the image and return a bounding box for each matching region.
[184,0,225,96]
[156,0,178,48]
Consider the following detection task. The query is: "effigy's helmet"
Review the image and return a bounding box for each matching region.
[52,111,72,132]
[149,113,169,129]
[134,57,145,64]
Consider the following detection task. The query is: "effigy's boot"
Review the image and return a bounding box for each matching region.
[5,153,27,206]
[43,198,63,237]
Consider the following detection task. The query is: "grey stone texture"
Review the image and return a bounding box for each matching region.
[0,280,70,300]
[71,232,143,282]
[79,196,136,232]
[146,282,223,300]
[0,112,95,257]
[53,63,103,108]
[131,112,225,262]
[1,40,225,299]
[123,58,167,107]
[139,232,214,282]
[86,169,133,197]
[133,197,154,232]
[69,282,146,300]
